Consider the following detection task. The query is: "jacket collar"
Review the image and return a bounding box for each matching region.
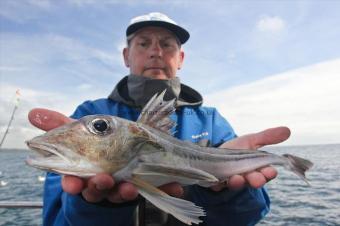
[108,75,203,109]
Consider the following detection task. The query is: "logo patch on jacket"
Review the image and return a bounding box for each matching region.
[191,131,208,139]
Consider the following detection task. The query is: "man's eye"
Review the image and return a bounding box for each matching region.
[138,42,147,47]
[161,41,176,49]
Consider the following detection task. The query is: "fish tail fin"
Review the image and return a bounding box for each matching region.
[282,154,313,185]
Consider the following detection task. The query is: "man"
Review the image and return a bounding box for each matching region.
[29,12,289,226]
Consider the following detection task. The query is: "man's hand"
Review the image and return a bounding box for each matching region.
[28,108,183,203]
[210,127,291,191]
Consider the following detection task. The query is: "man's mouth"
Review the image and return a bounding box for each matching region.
[145,67,165,70]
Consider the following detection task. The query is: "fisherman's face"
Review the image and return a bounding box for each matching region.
[123,27,184,80]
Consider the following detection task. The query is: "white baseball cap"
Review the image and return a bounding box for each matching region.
[126,12,190,44]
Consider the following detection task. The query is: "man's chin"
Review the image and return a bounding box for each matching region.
[142,71,169,80]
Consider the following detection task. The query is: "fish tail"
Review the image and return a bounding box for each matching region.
[282,154,313,185]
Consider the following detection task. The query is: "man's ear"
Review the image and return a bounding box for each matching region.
[123,47,130,67]
[178,50,185,70]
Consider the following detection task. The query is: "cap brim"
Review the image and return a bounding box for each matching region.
[126,21,190,44]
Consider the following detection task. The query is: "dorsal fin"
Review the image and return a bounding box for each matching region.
[137,90,176,134]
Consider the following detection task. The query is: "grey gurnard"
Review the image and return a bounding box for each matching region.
[26,90,313,225]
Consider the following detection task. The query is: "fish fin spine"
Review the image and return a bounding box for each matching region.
[137,90,176,135]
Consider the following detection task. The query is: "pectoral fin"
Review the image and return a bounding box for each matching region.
[129,176,205,225]
[133,163,218,185]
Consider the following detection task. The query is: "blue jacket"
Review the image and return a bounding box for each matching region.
[43,98,270,226]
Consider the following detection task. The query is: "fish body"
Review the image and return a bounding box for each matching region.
[26,91,313,225]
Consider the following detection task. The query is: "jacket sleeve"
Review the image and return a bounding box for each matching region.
[42,101,137,226]
[186,109,270,226]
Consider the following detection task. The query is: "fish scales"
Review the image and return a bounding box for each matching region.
[138,122,299,181]
[142,124,281,172]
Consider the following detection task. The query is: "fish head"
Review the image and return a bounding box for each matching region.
[26,115,126,177]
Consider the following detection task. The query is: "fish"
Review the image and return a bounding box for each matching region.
[26,90,313,225]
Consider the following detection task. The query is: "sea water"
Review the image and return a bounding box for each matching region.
[0,144,339,226]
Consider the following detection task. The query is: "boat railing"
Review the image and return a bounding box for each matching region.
[0,201,43,208]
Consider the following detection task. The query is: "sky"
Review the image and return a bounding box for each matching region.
[1,0,340,149]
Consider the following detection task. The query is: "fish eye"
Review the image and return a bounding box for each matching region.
[93,119,108,132]
[90,118,111,135]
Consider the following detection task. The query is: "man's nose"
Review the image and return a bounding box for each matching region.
[149,42,162,58]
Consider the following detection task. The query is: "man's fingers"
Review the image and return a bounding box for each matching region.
[106,182,182,203]
[227,175,246,190]
[89,173,115,191]
[62,174,138,204]
[82,188,106,203]
[107,182,139,203]
[61,176,86,195]
[220,126,291,150]
[211,166,278,191]
[258,166,278,181]
[252,127,291,149]
[244,171,267,189]
[82,174,115,203]
[119,183,139,201]
[159,182,184,198]
[210,175,246,192]
[28,108,74,131]
[210,183,225,192]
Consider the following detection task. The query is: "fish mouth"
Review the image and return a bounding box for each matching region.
[25,140,100,177]
[26,141,71,163]
[25,141,73,168]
